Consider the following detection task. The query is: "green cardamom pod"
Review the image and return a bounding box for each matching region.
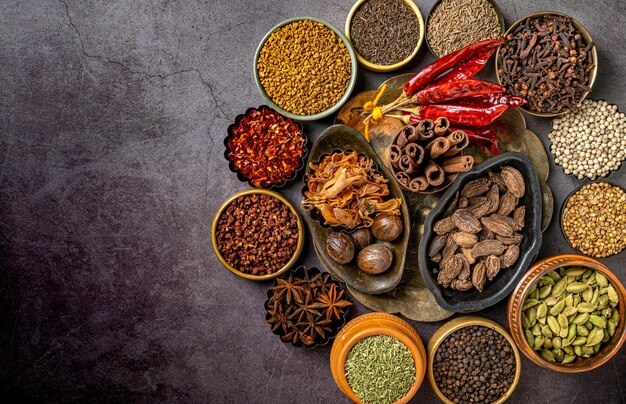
[566,267,586,277]
[562,306,578,317]
[565,294,574,308]
[582,286,594,302]
[574,345,583,356]
[544,296,558,306]
[521,312,530,329]
[552,279,567,297]
[600,286,609,295]
[582,345,594,357]
[584,321,594,331]
[553,348,564,362]
[558,313,569,329]
[586,275,597,286]
[528,283,538,295]
[595,273,609,288]
[591,288,600,306]
[572,313,590,325]
[572,336,587,346]
[559,327,568,338]
[547,316,560,335]
[601,332,610,344]
[522,298,541,310]
[563,345,574,355]
[543,337,553,349]
[582,269,594,279]
[549,300,565,316]
[534,335,545,350]
[539,285,552,299]
[597,295,610,310]
[608,321,616,337]
[532,323,542,336]
[567,324,576,340]
[547,271,562,282]
[602,308,612,319]
[540,349,555,362]
[576,325,589,337]
[588,315,607,329]
[573,294,581,307]
[585,328,604,347]
[527,307,537,325]
[541,276,555,286]
[525,329,535,347]
[541,324,553,338]
[536,303,548,319]
[609,311,620,325]
[577,302,596,313]
[552,337,562,350]
[607,285,619,305]
[562,354,576,364]
[537,316,547,325]
[567,282,588,293]
[530,288,540,301]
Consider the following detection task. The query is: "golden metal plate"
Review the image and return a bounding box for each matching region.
[335,83,554,322]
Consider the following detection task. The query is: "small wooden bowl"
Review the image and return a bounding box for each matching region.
[507,254,626,372]
[427,316,522,404]
[495,11,598,118]
[345,0,425,72]
[330,313,427,403]
[211,189,305,281]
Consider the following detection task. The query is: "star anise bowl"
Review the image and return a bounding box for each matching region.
[264,266,351,348]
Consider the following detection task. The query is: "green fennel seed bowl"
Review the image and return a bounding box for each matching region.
[253,17,358,121]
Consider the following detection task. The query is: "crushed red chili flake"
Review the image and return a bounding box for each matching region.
[227,106,306,188]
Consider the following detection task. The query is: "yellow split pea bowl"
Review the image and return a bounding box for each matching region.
[345,0,425,72]
[253,17,358,121]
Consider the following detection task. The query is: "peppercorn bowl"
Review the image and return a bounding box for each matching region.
[264,266,351,348]
[495,11,598,118]
[418,152,543,312]
[507,254,626,373]
[427,316,521,404]
[211,188,305,281]
[224,106,308,189]
[345,0,425,72]
[330,312,427,403]
[253,17,358,121]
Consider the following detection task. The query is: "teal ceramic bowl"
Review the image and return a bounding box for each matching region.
[253,17,358,121]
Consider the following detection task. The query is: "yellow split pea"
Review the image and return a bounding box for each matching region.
[257,21,351,116]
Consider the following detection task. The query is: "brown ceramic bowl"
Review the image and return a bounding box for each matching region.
[427,316,521,404]
[329,313,427,403]
[507,254,626,372]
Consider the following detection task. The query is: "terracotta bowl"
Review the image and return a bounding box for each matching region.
[427,316,522,404]
[329,313,427,403]
[211,189,305,281]
[507,254,626,372]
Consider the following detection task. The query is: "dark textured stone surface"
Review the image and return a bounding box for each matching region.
[0,0,624,402]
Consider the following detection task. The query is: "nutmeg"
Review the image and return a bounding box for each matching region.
[371,213,403,242]
[326,232,355,264]
[356,244,393,274]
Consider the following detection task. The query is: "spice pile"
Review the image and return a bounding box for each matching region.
[433,326,516,403]
[390,117,474,192]
[350,0,421,66]
[302,151,402,229]
[266,269,352,346]
[215,194,299,275]
[257,20,351,116]
[521,266,621,364]
[345,335,415,403]
[429,166,526,292]
[427,0,502,57]
[226,106,307,187]
[326,213,402,275]
[498,14,595,115]
[562,182,626,258]
[549,99,626,179]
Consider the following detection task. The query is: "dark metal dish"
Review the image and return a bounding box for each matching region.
[418,152,542,312]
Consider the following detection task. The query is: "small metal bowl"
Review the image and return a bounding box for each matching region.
[425,0,505,59]
[345,0,425,72]
[224,105,308,189]
[427,316,522,403]
[264,266,351,348]
[549,99,625,181]
[253,17,358,121]
[507,255,626,372]
[559,181,626,258]
[495,11,598,118]
[211,189,305,281]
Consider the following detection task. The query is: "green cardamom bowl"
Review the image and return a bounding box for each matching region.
[253,17,358,121]
[507,254,626,373]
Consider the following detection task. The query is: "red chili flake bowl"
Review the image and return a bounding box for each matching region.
[225,106,308,189]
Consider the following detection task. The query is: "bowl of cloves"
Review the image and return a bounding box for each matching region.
[496,12,598,117]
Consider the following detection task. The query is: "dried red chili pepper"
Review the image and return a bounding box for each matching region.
[227,107,306,187]
[403,39,504,96]
[416,104,508,127]
[454,126,500,156]
[453,93,527,108]
[413,79,505,105]
[431,46,500,86]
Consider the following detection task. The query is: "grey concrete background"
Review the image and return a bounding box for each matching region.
[1,0,625,402]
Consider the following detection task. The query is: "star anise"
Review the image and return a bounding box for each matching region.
[290,291,325,323]
[317,283,352,320]
[297,315,332,344]
[269,273,306,305]
[266,301,295,334]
